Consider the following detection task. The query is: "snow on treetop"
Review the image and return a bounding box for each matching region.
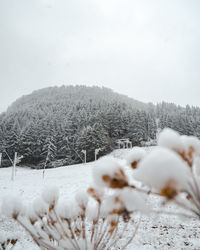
[133,147,191,192]
[92,156,128,189]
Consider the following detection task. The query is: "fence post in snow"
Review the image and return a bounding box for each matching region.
[95,148,101,161]
[0,153,2,167]
[81,150,86,164]
[11,152,17,181]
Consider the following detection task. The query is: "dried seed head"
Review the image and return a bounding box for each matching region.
[33,198,48,216]
[27,208,38,225]
[87,187,103,203]
[102,168,128,189]
[102,175,110,183]
[134,147,190,192]
[177,146,195,168]
[10,239,18,245]
[121,208,131,222]
[186,194,192,200]
[126,147,146,169]
[109,219,118,234]
[1,196,24,220]
[87,187,95,195]
[131,161,139,169]
[160,179,178,200]
[42,186,59,210]
[75,191,88,209]
[93,156,128,188]
[74,228,81,238]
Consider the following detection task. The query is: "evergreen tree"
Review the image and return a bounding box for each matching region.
[42,136,57,167]
[1,86,200,168]
[76,123,112,162]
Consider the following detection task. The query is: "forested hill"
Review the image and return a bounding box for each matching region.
[0,85,200,167]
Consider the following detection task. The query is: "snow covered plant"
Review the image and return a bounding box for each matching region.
[90,157,147,248]
[127,128,200,218]
[0,232,18,250]
[1,183,142,250]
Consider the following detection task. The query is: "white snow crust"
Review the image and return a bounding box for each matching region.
[0,150,200,249]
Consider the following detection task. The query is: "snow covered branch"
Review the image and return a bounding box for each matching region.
[126,128,200,218]
[0,233,18,250]
[1,184,141,250]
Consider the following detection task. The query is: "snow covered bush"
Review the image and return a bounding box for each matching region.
[128,128,200,218]
[0,232,18,250]
[1,183,142,250]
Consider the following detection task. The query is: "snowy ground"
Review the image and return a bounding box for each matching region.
[0,149,200,249]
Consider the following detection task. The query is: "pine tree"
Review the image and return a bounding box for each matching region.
[42,136,57,168]
[76,123,112,162]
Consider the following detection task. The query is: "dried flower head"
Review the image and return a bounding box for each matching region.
[1,196,24,220]
[87,187,103,203]
[102,168,128,189]
[93,156,129,189]
[158,128,200,169]
[177,146,195,168]
[133,147,190,192]
[42,186,59,210]
[159,179,178,199]
[109,219,118,234]
[126,147,146,169]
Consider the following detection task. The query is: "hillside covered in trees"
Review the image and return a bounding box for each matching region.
[0,85,200,168]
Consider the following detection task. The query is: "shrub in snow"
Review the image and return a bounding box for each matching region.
[93,157,128,189]
[131,128,200,218]
[0,232,18,250]
[158,128,200,168]
[133,147,190,195]
[2,185,141,250]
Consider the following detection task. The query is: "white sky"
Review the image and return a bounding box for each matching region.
[0,0,200,112]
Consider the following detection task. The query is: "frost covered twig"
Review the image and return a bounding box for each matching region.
[126,128,200,219]
[1,182,141,250]
[0,233,18,250]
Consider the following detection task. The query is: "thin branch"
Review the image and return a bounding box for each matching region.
[121,217,141,250]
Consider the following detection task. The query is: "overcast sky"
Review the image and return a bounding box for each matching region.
[0,0,200,112]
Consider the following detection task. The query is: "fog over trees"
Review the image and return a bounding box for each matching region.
[0,85,200,168]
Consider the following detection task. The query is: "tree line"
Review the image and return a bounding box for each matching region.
[0,86,200,168]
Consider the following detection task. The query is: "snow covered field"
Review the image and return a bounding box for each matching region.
[0,149,200,249]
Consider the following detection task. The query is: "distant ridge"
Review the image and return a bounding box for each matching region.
[0,85,200,167]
